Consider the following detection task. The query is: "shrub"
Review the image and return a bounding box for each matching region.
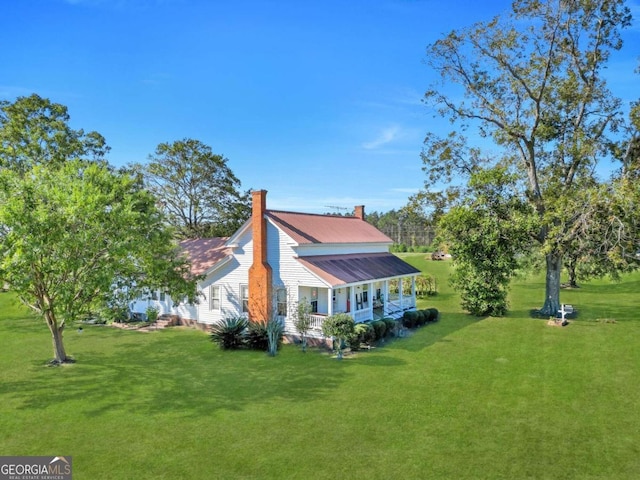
[382,318,396,336]
[321,313,355,359]
[294,297,313,352]
[402,310,419,329]
[146,305,159,323]
[370,320,387,341]
[426,308,439,322]
[415,310,428,327]
[358,323,376,346]
[391,243,408,253]
[246,321,269,351]
[416,274,438,297]
[95,303,130,324]
[210,316,248,350]
[347,324,365,351]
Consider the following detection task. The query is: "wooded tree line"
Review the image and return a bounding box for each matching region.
[365,210,435,247]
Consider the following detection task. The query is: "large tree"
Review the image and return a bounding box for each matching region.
[421,0,635,315]
[139,139,251,239]
[0,94,108,173]
[0,160,198,364]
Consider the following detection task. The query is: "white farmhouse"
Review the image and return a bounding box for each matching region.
[131,190,420,337]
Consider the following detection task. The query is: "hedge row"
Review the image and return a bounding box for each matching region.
[402,308,439,329]
[348,318,398,351]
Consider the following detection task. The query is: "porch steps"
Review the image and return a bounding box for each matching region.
[154,314,180,329]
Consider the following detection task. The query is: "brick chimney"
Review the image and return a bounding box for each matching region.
[354,205,365,220]
[248,190,272,323]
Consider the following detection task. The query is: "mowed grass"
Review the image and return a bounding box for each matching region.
[1,257,640,479]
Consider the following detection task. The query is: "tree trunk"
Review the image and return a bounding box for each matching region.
[45,310,71,364]
[566,256,579,288]
[539,252,562,317]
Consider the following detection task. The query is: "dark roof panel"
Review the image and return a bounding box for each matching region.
[296,252,420,287]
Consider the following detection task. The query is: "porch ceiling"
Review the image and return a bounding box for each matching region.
[296,252,420,287]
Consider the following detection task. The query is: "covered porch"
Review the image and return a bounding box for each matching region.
[291,252,421,334]
[300,276,417,332]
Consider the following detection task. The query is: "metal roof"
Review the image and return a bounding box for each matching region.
[296,252,420,287]
[179,237,230,276]
[266,210,392,245]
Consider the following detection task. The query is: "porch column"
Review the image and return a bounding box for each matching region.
[383,280,389,317]
[328,288,333,316]
[399,278,404,310]
[411,276,416,309]
[349,286,356,320]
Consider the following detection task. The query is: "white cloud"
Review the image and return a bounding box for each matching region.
[362,125,401,150]
[389,187,421,194]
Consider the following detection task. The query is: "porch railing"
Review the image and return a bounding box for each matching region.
[309,313,327,331]
[309,310,373,329]
[353,309,372,323]
[307,302,415,332]
[385,298,416,316]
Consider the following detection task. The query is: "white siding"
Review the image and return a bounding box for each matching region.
[266,221,333,333]
[266,221,327,289]
[129,294,196,320]
[196,229,253,325]
[173,302,197,321]
[295,243,389,257]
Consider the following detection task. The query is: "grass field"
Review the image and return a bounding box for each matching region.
[1,256,639,479]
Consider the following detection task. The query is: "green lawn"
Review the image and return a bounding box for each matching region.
[1,257,640,479]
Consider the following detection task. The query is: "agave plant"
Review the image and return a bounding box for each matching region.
[266,317,284,356]
[210,316,248,350]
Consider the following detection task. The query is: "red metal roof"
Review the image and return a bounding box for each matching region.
[266,210,392,245]
[179,237,230,276]
[296,252,420,287]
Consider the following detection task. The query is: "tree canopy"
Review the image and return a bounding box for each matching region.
[0,160,198,364]
[437,167,537,316]
[0,94,108,173]
[138,139,251,239]
[421,0,638,315]
[0,95,199,364]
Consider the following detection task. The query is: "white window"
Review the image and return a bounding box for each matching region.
[240,285,249,313]
[209,285,220,311]
[276,288,287,317]
[159,291,166,302]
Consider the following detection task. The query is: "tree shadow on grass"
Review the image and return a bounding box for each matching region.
[1,329,350,418]
[348,351,407,367]
[389,312,480,353]
[576,279,640,295]
[508,309,548,320]
[417,292,457,305]
[515,280,640,322]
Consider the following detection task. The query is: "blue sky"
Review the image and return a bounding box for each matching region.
[2,0,639,213]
